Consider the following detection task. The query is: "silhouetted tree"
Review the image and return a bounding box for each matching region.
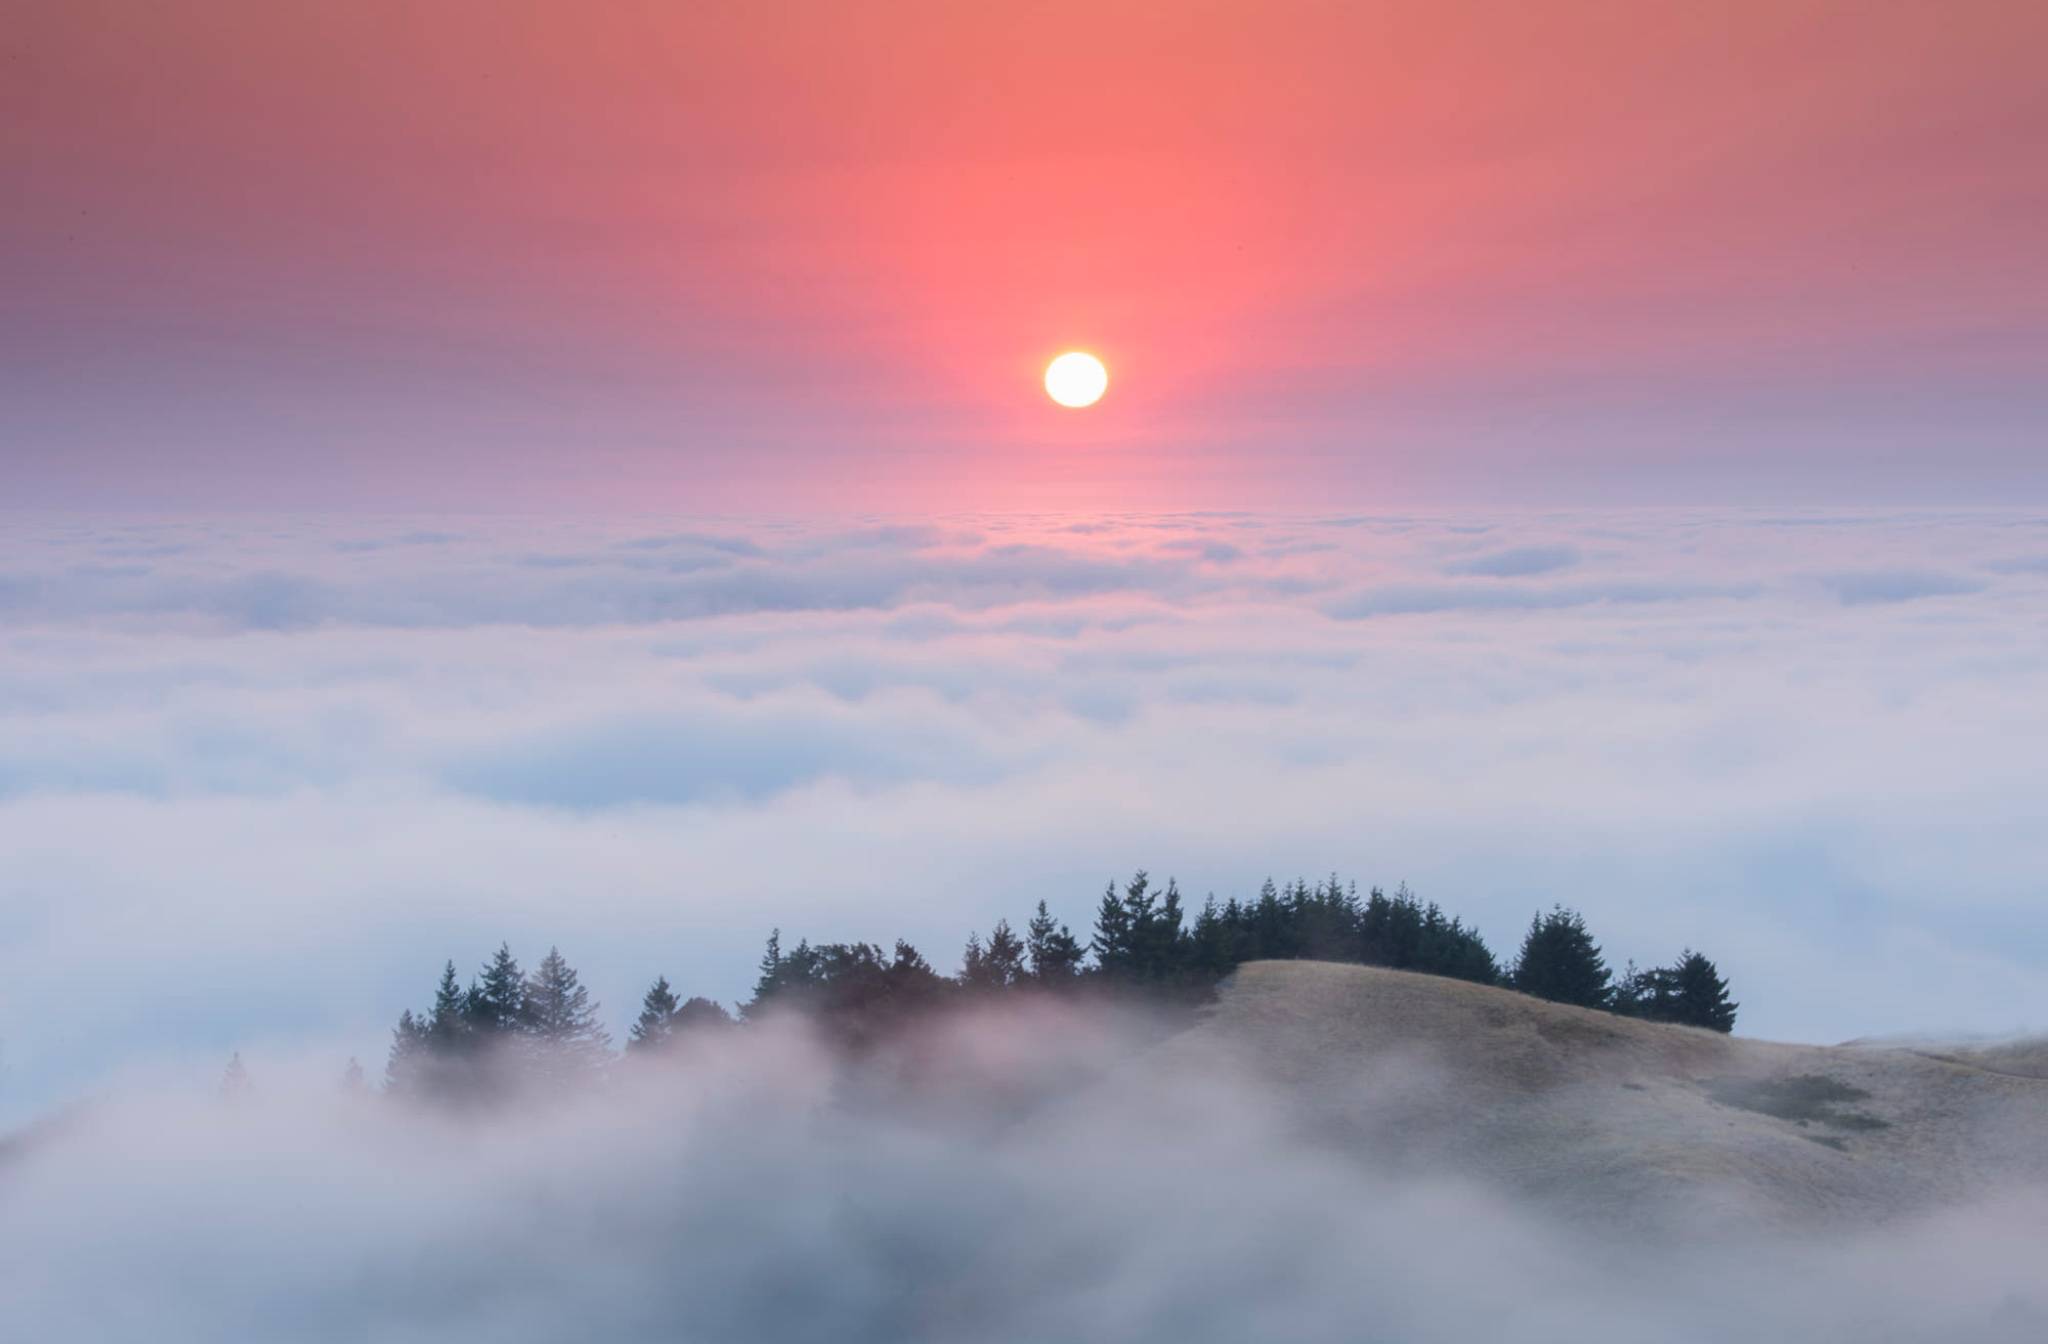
[1612,959,1671,1019]
[1293,876,1359,961]
[984,920,1026,987]
[674,996,733,1031]
[627,975,683,1052]
[1247,878,1292,960]
[1091,878,1136,976]
[219,1051,250,1099]
[1190,895,1241,979]
[523,947,611,1089]
[1671,950,1738,1032]
[468,943,527,1037]
[1025,900,1085,983]
[959,932,993,991]
[385,1009,429,1094]
[428,960,470,1053]
[1510,906,1612,1009]
[341,1057,366,1094]
[746,929,809,1018]
[365,869,1733,1112]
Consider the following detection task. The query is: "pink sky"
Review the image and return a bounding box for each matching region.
[5,1,2044,509]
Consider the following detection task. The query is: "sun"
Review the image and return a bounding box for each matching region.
[1044,351,1108,408]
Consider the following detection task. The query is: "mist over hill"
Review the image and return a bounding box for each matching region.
[4,962,2044,1342]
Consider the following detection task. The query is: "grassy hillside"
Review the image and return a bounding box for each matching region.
[1167,960,2048,1231]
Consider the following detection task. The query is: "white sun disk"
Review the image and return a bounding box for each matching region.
[1045,352,1108,408]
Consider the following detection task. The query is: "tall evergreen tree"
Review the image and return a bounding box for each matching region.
[469,943,526,1036]
[1090,878,1136,976]
[959,932,993,991]
[1670,950,1738,1033]
[428,960,470,1053]
[983,920,1027,987]
[746,929,794,1018]
[1190,895,1240,979]
[627,975,682,1052]
[219,1051,250,1099]
[674,996,733,1031]
[1248,878,1290,960]
[385,1009,429,1094]
[1510,906,1613,1009]
[1025,900,1084,983]
[523,946,612,1089]
[1142,878,1189,982]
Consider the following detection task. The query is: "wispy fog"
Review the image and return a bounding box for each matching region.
[4,1005,2043,1342]
[2,510,2045,1124]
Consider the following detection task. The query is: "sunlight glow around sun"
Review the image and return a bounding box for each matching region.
[1044,351,1108,408]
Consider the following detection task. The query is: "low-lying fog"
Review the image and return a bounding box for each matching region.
[6,1002,2041,1343]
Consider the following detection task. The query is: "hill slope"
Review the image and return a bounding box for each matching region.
[1165,961,2048,1231]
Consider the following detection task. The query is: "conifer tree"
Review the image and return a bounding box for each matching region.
[523,946,612,1089]
[1090,879,1135,976]
[341,1057,366,1093]
[1025,900,1084,983]
[385,1009,429,1094]
[959,932,993,990]
[1144,878,1188,982]
[983,920,1027,987]
[469,943,526,1036]
[674,996,733,1031]
[1191,895,1238,978]
[428,960,470,1053]
[745,930,787,1018]
[627,975,682,1052]
[1248,878,1289,960]
[219,1051,250,1099]
[1510,906,1613,1009]
[1671,950,1738,1033]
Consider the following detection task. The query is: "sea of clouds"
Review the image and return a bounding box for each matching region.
[1,509,2045,1125]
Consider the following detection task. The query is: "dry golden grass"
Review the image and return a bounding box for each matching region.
[1169,961,2048,1231]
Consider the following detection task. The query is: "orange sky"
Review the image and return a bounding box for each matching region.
[6,1,2045,508]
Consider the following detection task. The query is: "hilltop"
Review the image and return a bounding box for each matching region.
[1153,961,2048,1232]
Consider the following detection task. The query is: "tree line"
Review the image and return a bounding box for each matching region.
[365,873,1737,1098]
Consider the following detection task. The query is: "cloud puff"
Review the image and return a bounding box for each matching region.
[1443,544,1582,577]
[1822,570,1989,605]
[1324,579,1754,618]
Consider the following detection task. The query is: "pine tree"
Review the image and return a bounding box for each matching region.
[1671,950,1738,1033]
[428,960,470,1053]
[1143,878,1188,982]
[1090,879,1134,976]
[674,997,733,1031]
[959,932,993,990]
[983,920,1027,987]
[385,1009,429,1094]
[469,943,526,1036]
[1249,878,1289,960]
[745,929,788,1018]
[341,1057,366,1094]
[1510,906,1613,1009]
[1025,900,1084,983]
[627,975,682,1052]
[523,946,612,1089]
[1191,895,1239,978]
[1613,960,1677,1019]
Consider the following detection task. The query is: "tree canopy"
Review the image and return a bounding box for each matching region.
[377,874,1737,1103]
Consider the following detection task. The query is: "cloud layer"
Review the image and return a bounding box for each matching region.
[4,1009,2045,1342]
[1,510,2045,1124]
